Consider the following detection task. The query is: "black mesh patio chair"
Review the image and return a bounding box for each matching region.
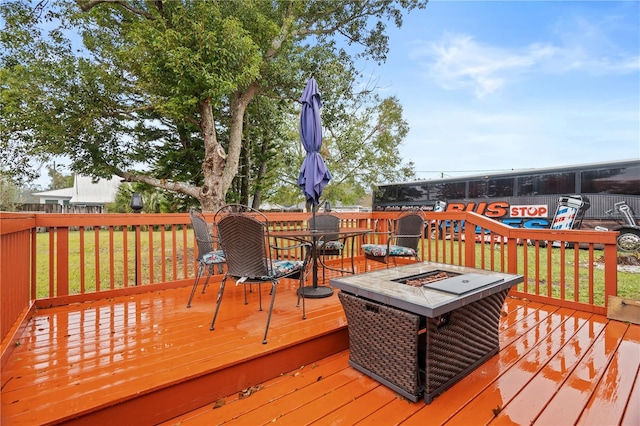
[313,213,356,276]
[186,208,226,308]
[210,204,312,344]
[362,211,425,268]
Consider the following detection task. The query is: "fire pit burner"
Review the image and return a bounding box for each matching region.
[393,270,461,287]
[393,271,505,295]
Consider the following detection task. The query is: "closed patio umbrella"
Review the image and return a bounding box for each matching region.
[297,78,333,298]
[298,78,332,212]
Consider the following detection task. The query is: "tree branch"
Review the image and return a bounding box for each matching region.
[75,0,155,20]
[118,171,200,199]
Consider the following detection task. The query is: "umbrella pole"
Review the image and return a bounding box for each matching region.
[298,202,334,299]
[312,203,318,288]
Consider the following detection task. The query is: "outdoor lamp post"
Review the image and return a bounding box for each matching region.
[130,193,143,285]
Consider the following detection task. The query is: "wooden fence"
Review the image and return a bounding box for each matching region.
[0,210,623,347]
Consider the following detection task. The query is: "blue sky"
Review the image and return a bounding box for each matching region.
[366,0,640,182]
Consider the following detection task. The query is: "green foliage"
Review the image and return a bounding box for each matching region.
[47,166,74,190]
[270,90,416,208]
[110,182,181,213]
[0,178,19,211]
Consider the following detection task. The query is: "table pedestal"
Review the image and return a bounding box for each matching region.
[271,227,370,299]
[297,285,334,299]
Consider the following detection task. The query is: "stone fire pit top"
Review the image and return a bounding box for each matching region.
[330,261,524,317]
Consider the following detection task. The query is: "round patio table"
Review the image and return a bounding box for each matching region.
[271,227,370,298]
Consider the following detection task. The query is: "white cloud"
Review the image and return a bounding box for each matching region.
[416,34,539,99]
[411,21,639,99]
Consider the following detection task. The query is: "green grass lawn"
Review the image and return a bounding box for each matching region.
[35,230,639,305]
[35,227,195,298]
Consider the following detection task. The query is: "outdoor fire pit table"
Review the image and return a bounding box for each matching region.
[330,262,523,403]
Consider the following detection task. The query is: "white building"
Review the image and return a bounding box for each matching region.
[32,175,122,213]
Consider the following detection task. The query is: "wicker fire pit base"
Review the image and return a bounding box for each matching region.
[339,288,509,403]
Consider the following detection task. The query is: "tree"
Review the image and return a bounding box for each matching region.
[1,0,427,212]
[47,165,74,190]
[0,178,19,211]
[269,95,415,208]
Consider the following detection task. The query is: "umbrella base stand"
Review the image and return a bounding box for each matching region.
[298,285,334,299]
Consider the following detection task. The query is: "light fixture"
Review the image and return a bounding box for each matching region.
[130,193,143,213]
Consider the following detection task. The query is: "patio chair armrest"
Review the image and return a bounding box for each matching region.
[271,241,313,263]
[271,241,312,252]
[363,230,392,244]
[390,232,422,240]
[367,231,393,236]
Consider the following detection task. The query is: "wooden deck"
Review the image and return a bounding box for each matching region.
[1,262,638,425]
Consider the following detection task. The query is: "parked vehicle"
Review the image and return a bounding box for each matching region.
[598,201,640,253]
[373,159,640,232]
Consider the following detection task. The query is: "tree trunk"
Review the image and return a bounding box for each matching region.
[195,86,258,212]
[240,136,250,206]
[199,98,227,212]
[251,132,270,210]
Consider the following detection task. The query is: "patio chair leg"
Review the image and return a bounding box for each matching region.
[262,281,277,344]
[186,265,205,308]
[201,265,213,294]
[299,276,306,320]
[349,253,355,274]
[210,276,228,331]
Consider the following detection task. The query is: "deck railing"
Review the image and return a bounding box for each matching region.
[0,210,622,345]
[420,211,619,314]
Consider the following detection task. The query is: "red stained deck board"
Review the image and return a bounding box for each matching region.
[401,305,565,426]
[2,259,637,426]
[221,368,364,425]
[275,373,383,425]
[164,351,353,425]
[621,361,640,426]
[490,310,602,425]
[2,281,348,425]
[533,318,630,425]
[310,385,399,425]
[577,323,640,425]
[449,308,600,425]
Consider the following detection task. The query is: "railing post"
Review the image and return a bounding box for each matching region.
[507,237,518,274]
[135,224,141,286]
[603,239,618,307]
[464,220,475,267]
[56,227,69,297]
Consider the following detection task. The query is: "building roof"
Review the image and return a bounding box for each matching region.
[32,187,74,199]
[33,175,122,205]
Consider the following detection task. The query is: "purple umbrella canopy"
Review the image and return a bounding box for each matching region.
[296,78,334,298]
[297,78,332,207]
